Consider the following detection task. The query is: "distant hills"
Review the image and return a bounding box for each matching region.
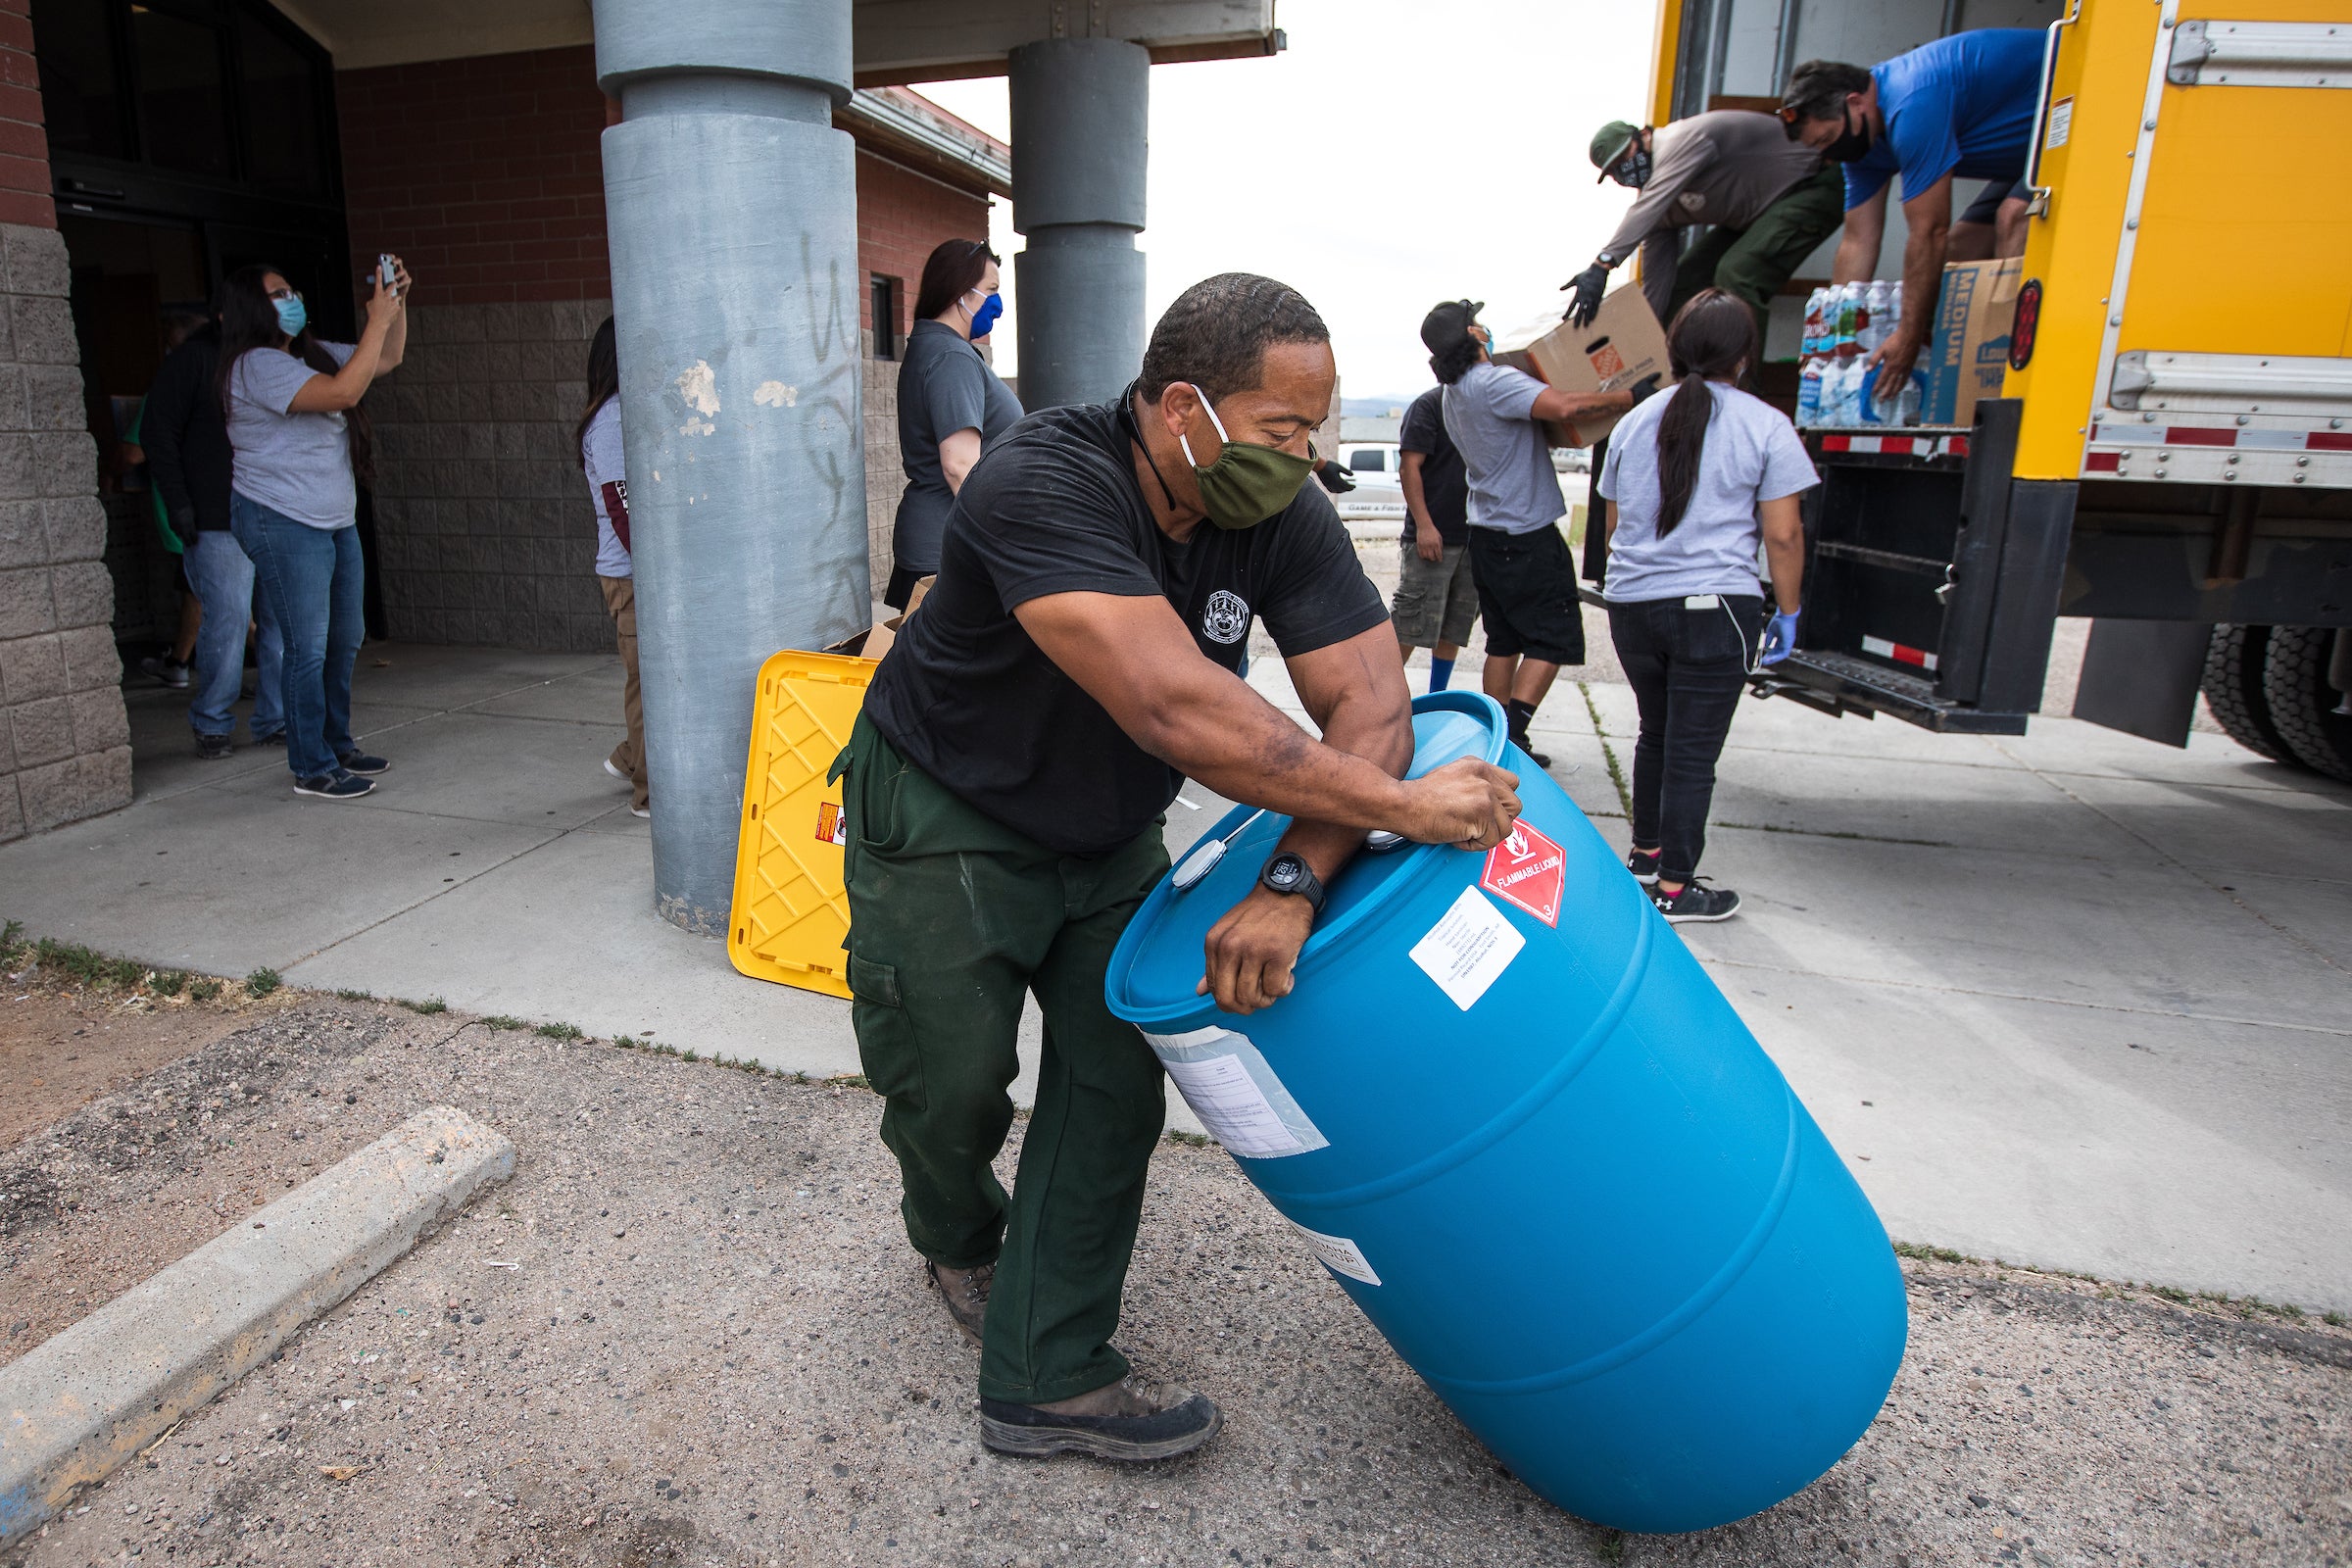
[1342,394,1423,417]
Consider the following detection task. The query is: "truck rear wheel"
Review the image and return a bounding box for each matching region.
[2201,624,2291,763]
[2263,626,2352,784]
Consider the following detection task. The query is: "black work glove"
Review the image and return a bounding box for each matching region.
[1625,372,1664,407]
[1561,263,1610,327]
[1315,463,1356,495]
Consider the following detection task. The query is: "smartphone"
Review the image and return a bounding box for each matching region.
[377,253,398,293]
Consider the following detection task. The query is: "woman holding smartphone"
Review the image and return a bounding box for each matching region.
[1597,288,1814,923]
[219,256,409,801]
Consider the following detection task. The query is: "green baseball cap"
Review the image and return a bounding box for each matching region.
[1590,120,1641,180]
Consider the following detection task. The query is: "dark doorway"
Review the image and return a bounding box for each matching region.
[34,0,378,667]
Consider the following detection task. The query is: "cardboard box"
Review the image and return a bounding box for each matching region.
[826,574,932,662]
[1919,257,2022,428]
[1490,285,1671,448]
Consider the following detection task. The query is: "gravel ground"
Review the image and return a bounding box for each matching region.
[5,990,2347,1568]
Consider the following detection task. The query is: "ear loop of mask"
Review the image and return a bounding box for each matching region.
[1177,383,1232,470]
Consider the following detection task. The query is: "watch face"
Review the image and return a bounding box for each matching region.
[1267,857,1302,891]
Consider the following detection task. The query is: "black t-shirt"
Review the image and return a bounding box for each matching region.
[863,398,1391,855]
[894,320,1024,573]
[1397,385,1469,548]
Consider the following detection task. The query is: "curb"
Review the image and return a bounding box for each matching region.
[0,1104,514,1547]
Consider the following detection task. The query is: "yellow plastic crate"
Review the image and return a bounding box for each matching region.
[727,649,874,999]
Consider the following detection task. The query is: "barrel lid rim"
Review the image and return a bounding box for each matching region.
[1106,691,1508,1026]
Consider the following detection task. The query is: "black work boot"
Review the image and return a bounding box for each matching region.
[980,1374,1222,1462]
[926,1259,993,1345]
[1504,699,1551,768]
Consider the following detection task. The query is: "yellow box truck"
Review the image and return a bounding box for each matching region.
[1638,0,2352,778]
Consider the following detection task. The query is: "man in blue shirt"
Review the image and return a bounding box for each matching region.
[1779,29,2044,390]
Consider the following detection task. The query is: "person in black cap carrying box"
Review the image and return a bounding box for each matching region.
[1423,299,1644,766]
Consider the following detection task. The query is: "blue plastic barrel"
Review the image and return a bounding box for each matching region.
[1105,692,1906,1533]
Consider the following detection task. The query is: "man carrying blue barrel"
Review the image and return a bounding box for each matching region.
[833,273,1523,1465]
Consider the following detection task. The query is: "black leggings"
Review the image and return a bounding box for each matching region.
[1606,595,1761,885]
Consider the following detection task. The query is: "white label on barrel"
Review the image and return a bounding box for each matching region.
[1410,888,1526,1010]
[1145,1028,1329,1158]
[1290,1221,1381,1287]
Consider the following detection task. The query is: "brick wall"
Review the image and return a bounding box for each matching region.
[0,0,51,231]
[0,221,129,842]
[338,53,995,649]
[335,45,611,306]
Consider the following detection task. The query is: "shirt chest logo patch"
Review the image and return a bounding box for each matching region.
[1201,590,1250,646]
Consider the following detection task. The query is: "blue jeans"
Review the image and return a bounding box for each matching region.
[230,494,364,779]
[182,528,283,740]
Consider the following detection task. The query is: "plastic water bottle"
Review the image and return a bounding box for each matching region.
[1834,283,1862,358]
[1797,356,1826,425]
[1896,371,1922,426]
[1858,281,1892,355]
[1801,289,1829,358]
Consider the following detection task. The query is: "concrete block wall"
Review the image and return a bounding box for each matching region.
[0,221,128,843]
[863,335,902,597]
[367,299,610,653]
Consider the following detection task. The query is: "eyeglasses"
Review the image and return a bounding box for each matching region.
[267,286,303,302]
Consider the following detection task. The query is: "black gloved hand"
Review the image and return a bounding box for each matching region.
[1561,263,1611,327]
[1315,462,1356,495]
[1626,371,1664,407]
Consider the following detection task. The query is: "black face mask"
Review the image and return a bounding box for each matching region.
[1822,105,1874,164]
[1615,147,1652,188]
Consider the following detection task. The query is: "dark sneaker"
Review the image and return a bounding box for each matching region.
[927,1259,993,1345]
[337,751,390,776]
[193,730,234,761]
[142,653,191,689]
[980,1375,1222,1462]
[1507,729,1553,769]
[254,729,285,746]
[294,769,375,801]
[1626,848,1661,885]
[1652,880,1740,923]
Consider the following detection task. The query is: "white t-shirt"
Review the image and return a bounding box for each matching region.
[225,341,358,529]
[581,397,630,579]
[1598,380,1818,604]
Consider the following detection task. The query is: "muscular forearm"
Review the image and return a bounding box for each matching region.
[1831,225,1878,286]
[1269,683,1414,880]
[1141,671,1419,837]
[1897,220,1947,346]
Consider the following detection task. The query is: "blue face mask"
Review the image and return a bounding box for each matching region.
[273,295,307,338]
[968,290,1004,339]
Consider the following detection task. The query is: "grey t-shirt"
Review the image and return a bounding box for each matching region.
[894,319,1024,573]
[1442,362,1564,535]
[1598,380,1819,604]
[226,341,359,530]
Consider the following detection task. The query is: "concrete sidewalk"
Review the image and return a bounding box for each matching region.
[2,634,2348,1315]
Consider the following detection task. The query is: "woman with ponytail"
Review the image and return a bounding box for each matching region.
[1596,288,1813,923]
[219,258,408,801]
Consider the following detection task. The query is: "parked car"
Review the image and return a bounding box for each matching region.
[1334,441,1407,528]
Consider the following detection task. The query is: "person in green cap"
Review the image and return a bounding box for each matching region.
[1562,111,1840,337]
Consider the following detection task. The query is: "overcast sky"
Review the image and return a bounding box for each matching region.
[922,0,1661,409]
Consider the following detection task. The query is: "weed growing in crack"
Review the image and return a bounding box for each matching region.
[535,1021,584,1041]
[398,997,449,1015]
[483,1015,527,1032]
[245,968,282,998]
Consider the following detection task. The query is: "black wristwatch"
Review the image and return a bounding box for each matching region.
[1259,852,1326,915]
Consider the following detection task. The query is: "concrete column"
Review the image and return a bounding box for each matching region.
[594,0,868,935]
[1007,38,1150,409]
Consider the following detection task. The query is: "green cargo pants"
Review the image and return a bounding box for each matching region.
[831,713,1171,1406]
[1666,167,1846,335]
